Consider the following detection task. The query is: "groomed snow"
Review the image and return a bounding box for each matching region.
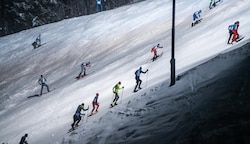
[0,0,250,143]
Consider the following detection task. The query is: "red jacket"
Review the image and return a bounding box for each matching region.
[151,47,157,55]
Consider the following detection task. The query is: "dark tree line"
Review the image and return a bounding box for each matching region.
[0,0,143,37]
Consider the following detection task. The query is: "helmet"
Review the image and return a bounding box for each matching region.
[235,21,239,24]
[139,67,142,69]
[25,133,28,137]
[41,75,43,77]
[199,10,202,13]
[118,81,121,84]
[81,103,84,105]
[157,44,160,46]
[96,93,99,96]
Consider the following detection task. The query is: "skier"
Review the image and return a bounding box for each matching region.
[151,44,163,61]
[96,0,103,12]
[32,34,41,49]
[209,0,221,9]
[111,81,124,107]
[32,16,38,27]
[38,75,50,95]
[90,93,99,116]
[227,23,235,44]
[103,0,108,10]
[71,103,89,129]
[77,62,91,79]
[231,21,240,44]
[19,133,28,144]
[209,0,216,9]
[134,67,148,92]
[192,10,202,27]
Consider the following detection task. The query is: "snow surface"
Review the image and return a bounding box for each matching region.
[0,0,250,143]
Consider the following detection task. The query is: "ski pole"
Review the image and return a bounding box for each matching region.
[120,88,124,104]
[148,52,152,63]
[146,71,148,87]
[79,113,85,126]
[86,105,89,123]
[111,93,114,105]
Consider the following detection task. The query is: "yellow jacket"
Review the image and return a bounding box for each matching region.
[113,83,122,94]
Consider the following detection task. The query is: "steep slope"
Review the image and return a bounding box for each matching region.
[66,42,250,144]
[0,0,250,143]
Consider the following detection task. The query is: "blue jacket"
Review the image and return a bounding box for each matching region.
[38,76,46,85]
[96,0,102,5]
[135,67,147,78]
[193,10,202,21]
[75,104,88,117]
[228,24,235,31]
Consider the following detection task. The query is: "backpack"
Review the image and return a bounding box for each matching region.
[228,25,234,30]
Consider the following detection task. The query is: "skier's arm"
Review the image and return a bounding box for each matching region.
[117,85,124,90]
[38,79,41,85]
[142,69,148,73]
[81,105,89,111]
[84,105,89,111]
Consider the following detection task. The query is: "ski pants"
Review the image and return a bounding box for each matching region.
[134,76,142,91]
[72,114,81,127]
[152,49,158,61]
[152,54,159,61]
[96,4,103,12]
[209,1,216,9]
[79,67,86,77]
[40,83,50,95]
[232,30,239,42]
[228,30,233,44]
[112,93,119,104]
[91,102,99,113]
[36,36,41,45]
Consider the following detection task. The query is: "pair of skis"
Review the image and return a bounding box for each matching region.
[150,52,164,62]
[209,0,223,9]
[75,71,95,80]
[235,36,245,42]
[228,36,245,45]
[75,74,88,80]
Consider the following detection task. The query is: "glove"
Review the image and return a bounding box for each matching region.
[122,86,124,89]
[146,69,148,72]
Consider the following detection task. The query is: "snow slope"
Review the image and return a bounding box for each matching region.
[0,0,250,143]
[66,42,250,144]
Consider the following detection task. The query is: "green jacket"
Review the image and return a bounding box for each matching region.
[113,83,122,94]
